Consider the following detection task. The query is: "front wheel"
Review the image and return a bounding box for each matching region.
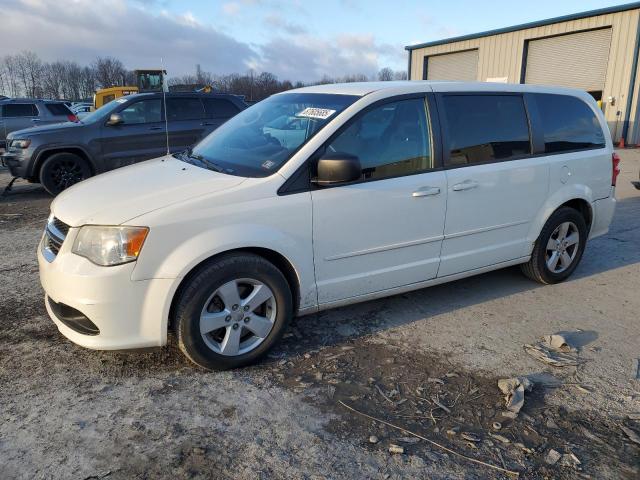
[521,207,588,284]
[39,152,92,195]
[175,253,293,370]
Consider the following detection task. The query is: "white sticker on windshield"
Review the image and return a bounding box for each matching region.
[115,98,128,103]
[296,107,336,120]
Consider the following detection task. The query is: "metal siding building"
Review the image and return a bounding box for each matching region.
[406,3,640,144]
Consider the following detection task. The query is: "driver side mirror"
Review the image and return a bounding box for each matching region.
[106,113,123,126]
[313,153,362,186]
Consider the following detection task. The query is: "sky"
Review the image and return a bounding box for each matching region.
[1,0,627,82]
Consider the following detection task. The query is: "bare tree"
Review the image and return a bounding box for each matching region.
[378,67,394,81]
[93,56,127,88]
[394,70,408,81]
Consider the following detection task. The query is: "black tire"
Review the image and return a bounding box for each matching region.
[521,207,588,284]
[39,152,92,196]
[175,253,293,370]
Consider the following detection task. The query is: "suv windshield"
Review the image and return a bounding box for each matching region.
[180,93,359,177]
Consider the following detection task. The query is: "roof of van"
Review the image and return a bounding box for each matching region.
[286,81,591,98]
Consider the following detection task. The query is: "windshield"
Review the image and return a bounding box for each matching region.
[181,93,359,177]
[80,97,129,123]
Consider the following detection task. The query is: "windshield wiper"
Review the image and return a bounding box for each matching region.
[180,148,226,173]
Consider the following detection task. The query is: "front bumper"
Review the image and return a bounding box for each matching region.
[38,228,175,350]
[1,149,31,178]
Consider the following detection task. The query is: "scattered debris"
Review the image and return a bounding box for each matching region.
[498,377,533,414]
[427,377,444,385]
[544,334,577,352]
[545,449,562,465]
[461,432,481,442]
[635,359,640,380]
[339,401,520,477]
[501,411,518,419]
[523,333,581,367]
[621,425,640,445]
[369,435,379,444]
[628,413,640,421]
[492,422,502,431]
[397,436,420,444]
[431,395,451,414]
[489,432,511,444]
[445,372,459,378]
[559,452,581,468]
[388,444,404,454]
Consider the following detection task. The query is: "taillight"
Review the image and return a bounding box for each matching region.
[612,152,621,186]
[67,114,79,122]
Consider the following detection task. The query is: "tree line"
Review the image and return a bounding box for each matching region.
[0,51,408,102]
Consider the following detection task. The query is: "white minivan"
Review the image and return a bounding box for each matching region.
[39,81,619,370]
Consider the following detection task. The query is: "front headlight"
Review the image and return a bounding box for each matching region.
[72,226,149,266]
[10,139,31,149]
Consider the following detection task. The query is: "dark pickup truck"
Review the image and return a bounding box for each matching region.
[1,92,247,195]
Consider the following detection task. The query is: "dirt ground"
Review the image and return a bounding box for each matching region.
[1,150,639,480]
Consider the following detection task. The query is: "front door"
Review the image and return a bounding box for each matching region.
[436,93,549,277]
[100,98,167,169]
[312,96,447,304]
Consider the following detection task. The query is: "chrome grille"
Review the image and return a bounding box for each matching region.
[42,216,70,262]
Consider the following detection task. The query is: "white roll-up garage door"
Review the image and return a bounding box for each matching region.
[426,50,479,81]
[525,28,612,91]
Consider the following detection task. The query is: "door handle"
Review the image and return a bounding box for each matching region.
[149,126,164,131]
[412,186,441,197]
[31,118,41,122]
[200,122,215,126]
[452,180,479,191]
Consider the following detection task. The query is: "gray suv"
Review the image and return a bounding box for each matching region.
[0,98,77,149]
[1,92,246,195]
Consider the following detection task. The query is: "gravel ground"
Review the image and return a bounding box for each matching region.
[1,150,639,479]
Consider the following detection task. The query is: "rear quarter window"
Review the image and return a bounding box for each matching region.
[45,103,73,116]
[534,94,606,153]
[2,103,39,117]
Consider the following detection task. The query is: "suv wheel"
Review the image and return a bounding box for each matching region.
[521,207,588,284]
[175,253,293,370]
[39,152,92,196]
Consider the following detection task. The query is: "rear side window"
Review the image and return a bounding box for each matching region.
[326,97,432,181]
[166,97,205,121]
[45,103,73,116]
[203,98,240,118]
[534,94,605,153]
[2,103,38,117]
[442,95,531,166]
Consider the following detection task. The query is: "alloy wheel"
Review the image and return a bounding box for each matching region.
[545,221,580,274]
[199,278,277,356]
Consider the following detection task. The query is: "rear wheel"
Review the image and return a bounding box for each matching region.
[39,152,92,195]
[175,253,293,370]
[521,207,587,284]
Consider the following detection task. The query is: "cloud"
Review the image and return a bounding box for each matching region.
[0,0,255,76]
[0,0,406,82]
[254,33,404,81]
[263,13,306,35]
[222,2,241,15]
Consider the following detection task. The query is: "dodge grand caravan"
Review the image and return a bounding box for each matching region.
[38,81,618,370]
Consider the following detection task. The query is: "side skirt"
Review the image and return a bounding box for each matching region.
[297,256,530,316]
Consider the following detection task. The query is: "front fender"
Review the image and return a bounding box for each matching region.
[525,183,594,249]
[33,144,96,176]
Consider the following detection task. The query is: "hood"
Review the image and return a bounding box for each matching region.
[52,156,247,226]
[8,120,82,138]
